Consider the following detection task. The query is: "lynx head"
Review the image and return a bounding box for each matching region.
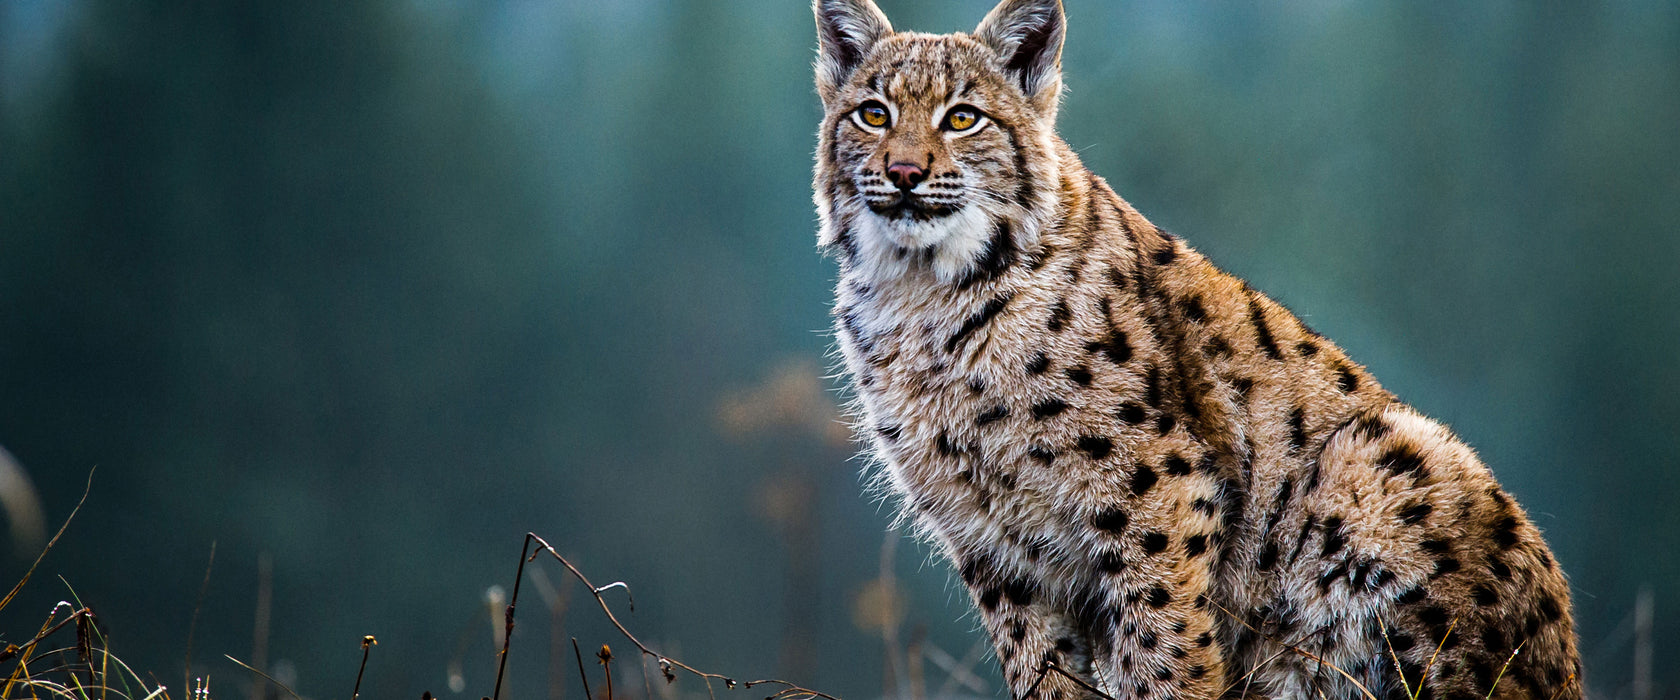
[812,0,1067,285]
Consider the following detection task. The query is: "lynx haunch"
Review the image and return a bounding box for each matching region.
[811,1,1582,698]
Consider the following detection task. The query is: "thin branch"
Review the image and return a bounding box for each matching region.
[572,638,594,700]
[512,533,841,700]
[1,467,94,613]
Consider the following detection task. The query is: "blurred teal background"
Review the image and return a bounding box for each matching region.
[1,1,1676,698]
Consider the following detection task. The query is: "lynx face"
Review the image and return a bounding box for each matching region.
[813,0,1066,284]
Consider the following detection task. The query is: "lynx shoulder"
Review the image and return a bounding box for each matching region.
[810,1,1581,698]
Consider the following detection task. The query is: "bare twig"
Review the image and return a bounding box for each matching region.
[573,638,594,700]
[1,467,94,613]
[505,533,841,700]
[0,605,95,665]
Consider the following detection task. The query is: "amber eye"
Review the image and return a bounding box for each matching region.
[944,107,980,131]
[857,101,891,128]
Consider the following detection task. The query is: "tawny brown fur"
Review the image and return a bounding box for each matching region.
[811,2,1581,698]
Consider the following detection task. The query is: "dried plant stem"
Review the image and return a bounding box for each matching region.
[351,635,376,700]
[496,533,840,700]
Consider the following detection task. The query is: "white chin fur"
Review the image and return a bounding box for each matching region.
[852,204,996,285]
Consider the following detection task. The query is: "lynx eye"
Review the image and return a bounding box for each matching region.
[856,101,891,129]
[943,107,981,132]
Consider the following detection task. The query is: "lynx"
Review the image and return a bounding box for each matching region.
[810,1,1582,698]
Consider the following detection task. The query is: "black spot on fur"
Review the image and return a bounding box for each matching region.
[1163,455,1192,476]
[1399,502,1434,525]
[1289,408,1308,451]
[956,221,1018,290]
[1296,341,1318,357]
[876,424,902,442]
[1055,637,1076,653]
[968,376,987,393]
[980,587,1003,610]
[1155,413,1176,435]
[1203,336,1232,357]
[946,292,1015,353]
[1321,516,1347,556]
[1096,551,1125,573]
[1105,264,1128,290]
[1031,399,1068,419]
[1417,605,1451,626]
[1289,514,1318,564]
[1319,559,1350,591]
[936,432,960,456]
[1141,532,1169,554]
[1433,557,1462,578]
[976,405,1009,426]
[1077,435,1113,459]
[1491,516,1521,550]
[1191,498,1218,516]
[1421,538,1451,554]
[1377,445,1427,478]
[1354,413,1390,441]
[1257,542,1279,570]
[1248,296,1283,360]
[1472,585,1500,606]
[1144,586,1170,608]
[1003,577,1036,606]
[1027,351,1051,374]
[1487,556,1513,581]
[1397,586,1427,605]
[1130,467,1158,496]
[1336,364,1359,393]
[1118,402,1146,424]
[1028,445,1056,463]
[1537,594,1563,622]
[1066,365,1093,386]
[1091,508,1128,535]
[1182,296,1206,322]
[1046,298,1071,333]
[1152,239,1178,265]
[1185,535,1208,557]
[1232,377,1254,397]
[1144,366,1163,407]
[1087,330,1132,365]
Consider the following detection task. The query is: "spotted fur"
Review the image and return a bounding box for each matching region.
[812,1,1581,698]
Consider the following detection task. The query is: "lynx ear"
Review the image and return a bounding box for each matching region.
[813,0,893,102]
[974,0,1065,109]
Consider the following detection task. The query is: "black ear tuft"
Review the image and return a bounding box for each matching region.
[814,0,893,102]
[974,0,1065,106]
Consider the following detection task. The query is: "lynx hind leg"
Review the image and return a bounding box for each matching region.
[1273,405,1582,699]
[957,552,1103,700]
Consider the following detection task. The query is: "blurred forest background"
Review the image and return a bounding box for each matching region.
[1,0,1677,698]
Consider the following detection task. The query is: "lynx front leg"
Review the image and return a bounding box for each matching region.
[958,551,1102,700]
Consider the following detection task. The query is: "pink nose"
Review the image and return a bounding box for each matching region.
[886,162,928,190]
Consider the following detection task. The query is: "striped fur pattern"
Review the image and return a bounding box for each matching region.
[811,1,1582,698]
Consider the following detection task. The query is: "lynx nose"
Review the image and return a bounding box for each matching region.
[885,161,928,191]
